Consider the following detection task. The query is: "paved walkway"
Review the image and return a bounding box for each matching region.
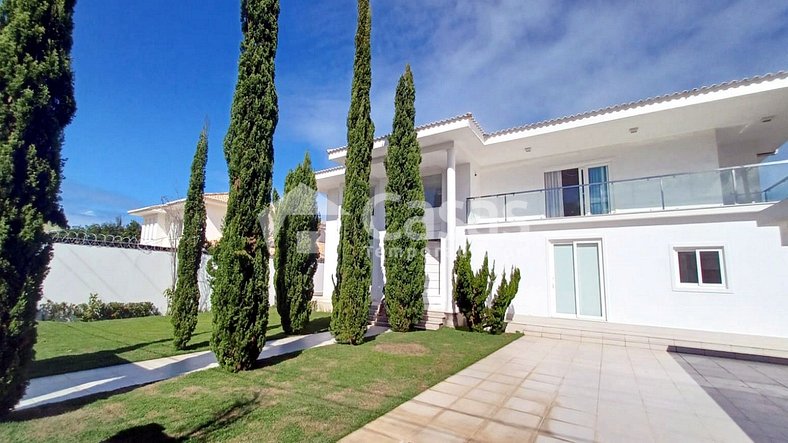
[18,326,388,411]
[343,335,788,442]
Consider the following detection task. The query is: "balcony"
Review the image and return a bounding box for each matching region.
[466,160,788,224]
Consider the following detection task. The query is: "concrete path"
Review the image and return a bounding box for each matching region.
[343,335,788,442]
[18,326,388,411]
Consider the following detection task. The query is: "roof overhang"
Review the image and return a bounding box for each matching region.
[316,71,788,188]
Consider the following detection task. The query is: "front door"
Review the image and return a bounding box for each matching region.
[424,241,441,310]
[553,240,605,319]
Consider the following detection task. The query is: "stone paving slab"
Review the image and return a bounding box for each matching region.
[17,326,388,411]
[343,335,788,442]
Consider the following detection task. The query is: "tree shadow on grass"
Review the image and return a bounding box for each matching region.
[266,315,330,341]
[7,384,145,422]
[102,394,261,442]
[102,423,178,443]
[30,331,213,379]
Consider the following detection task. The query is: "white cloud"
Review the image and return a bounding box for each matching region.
[290,0,788,152]
[61,180,145,227]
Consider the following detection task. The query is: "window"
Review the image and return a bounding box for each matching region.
[423,174,442,208]
[675,248,726,287]
[544,165,609,218]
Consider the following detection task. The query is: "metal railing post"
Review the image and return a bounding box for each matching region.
[731,168,738,205]
[503,194,508,222]
[659,178,665,210]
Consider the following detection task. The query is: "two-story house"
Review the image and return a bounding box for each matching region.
[128,193,230,248]
[315,72,788,342]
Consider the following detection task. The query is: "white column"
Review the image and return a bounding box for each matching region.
[445,146,456,317]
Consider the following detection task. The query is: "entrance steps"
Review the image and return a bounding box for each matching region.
[507,315,788,364]
[368,301,444,331]
[416,311,446,331]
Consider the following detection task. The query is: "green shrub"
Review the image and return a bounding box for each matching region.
[38,300,84,321]
[38,295,160,322]
[452,241,496,332]
[81,293,105,321]
[485,267,521,334]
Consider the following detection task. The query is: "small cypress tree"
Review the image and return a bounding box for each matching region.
[384,65,426,332]
[211,0,279,371]
[274,153,319,334]
[485,267,521,334]
[0,0,76,415]
[452,241,496,332]
[330,0,375,345]
[172,126,208,350]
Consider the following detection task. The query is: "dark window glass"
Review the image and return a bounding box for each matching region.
[677,251,698,283]
[561,169,581,217]
[423,175,442,208]
[699,251,722,284]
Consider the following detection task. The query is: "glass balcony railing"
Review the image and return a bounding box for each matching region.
[466,160,788,224]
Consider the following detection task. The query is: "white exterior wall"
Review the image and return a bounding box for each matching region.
[137,200,226,248]
[205,202,227,243]
[474,131,720,197]
[320,188,341,306]
[464,216,788,338]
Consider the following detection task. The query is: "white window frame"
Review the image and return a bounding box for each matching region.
[543,161,612,217]
[548,238,608,321]
[672,246,729,291]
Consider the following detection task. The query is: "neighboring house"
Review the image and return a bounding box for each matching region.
[316,72,788,337]
[128,193,229,248]
[128,192,327,300]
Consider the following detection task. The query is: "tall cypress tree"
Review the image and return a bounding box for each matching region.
[0,0,76,415]
[330,0,374,345]
[172,126,208,350]
[274,153,319,334]
[384,65,426,332]
[211,0,278,372]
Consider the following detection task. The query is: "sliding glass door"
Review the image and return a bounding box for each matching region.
[545,166,610,217]
[553,241,605,319]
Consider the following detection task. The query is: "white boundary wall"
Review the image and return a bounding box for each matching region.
[43,244,324,314]
[43,243,177,313]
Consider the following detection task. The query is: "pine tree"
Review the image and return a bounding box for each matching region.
[274,153,319,334]
[330,0,375,345]
[171,126,208,350]
[211,0,279,371]
[0,0,76,415]
[384,66,426,332]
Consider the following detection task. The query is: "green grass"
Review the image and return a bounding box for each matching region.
[31,311,331,378]
[3,329,519,442]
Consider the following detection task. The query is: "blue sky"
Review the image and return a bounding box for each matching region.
[62,0,788,226]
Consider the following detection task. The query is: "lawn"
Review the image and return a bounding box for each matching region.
[31,311,331,378]
[4,329,519,442]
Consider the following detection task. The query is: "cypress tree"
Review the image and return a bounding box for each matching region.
[0,0,76,415]
[384,66,426,332]
[274,153,319,334]
[171,126,208,350]
[330,0,375,345]
[211,0,278,371]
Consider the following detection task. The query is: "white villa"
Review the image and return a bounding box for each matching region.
[316,72,788,341]
[128,193,229,248]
